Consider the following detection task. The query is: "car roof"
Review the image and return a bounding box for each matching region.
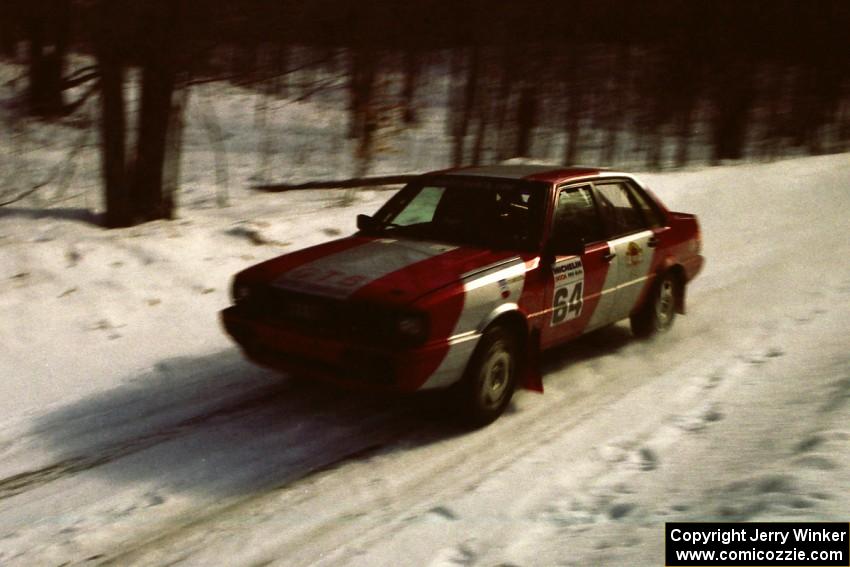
[428,164,624,185]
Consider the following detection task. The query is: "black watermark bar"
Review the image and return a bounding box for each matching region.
[666,522,849,566]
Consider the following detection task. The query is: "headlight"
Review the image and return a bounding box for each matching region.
[232,281,252,303]
[396,313,429,345]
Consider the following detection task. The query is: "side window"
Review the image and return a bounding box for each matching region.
[393,186,445,225]
[551,185,603,247]
[594,182,647,236]
[625,182,665,228]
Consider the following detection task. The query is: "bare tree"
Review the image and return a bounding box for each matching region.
[515,83,537,158]
[348,47,378,177]
[710,59,754,163]
[93,1,130,227]
[24,0,70,116]
[562,48,583,165]
[93,0,187,226]
[400,48,420,125]
[451,45,480,167]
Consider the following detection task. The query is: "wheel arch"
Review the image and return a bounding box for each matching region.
[477,304,529,343]
[454,308,528,426]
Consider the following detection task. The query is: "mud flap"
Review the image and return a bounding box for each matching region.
[521,330,543,393]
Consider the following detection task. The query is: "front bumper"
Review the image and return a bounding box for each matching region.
[220,305,455,392]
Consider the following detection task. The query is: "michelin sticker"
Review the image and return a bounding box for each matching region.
[551,258,584,325]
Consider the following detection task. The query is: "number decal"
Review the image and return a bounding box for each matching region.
[552,287,569,324]
[568,281,583,315]
[551,258,585,326]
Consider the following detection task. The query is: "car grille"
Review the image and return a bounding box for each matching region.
[244,286,393,343]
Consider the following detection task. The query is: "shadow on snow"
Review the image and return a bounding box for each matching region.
[18,324,635,501]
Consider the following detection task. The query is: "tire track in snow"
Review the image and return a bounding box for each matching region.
[93,416,424,567]
[96,324,730,567]
[150,271,810,567]
[0,380,333,501]
[0,371,431,566]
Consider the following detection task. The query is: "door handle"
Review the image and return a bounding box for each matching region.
[603,251,616,262]
[647,236,659,248]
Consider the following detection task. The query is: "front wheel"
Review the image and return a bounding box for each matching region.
[456,326,519,427]
[631,271,678,338]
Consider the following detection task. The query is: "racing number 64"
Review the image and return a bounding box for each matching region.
[552,282,583,325]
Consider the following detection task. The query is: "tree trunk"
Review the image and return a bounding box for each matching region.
[471,92,490,166]
[347,47,378,177]
[643,47,675,169]
[839,97,850,149]
[25,0,69,116]
[401,49,420,125]
[674,103,694,168]
[195,92,230,207]
[562,50,582,165]
[92,0,131,227]
[712,95,751,162]
[276,43,290,98]
[161,82,189,218]
[0,0,18,57]
[647,127,664,170]
[711,61,754,163]
[255,90,272,184]
[452,46,480,167]
[601,44,630,165]
[515,84,537,158]
[98,52,130,227]
[131,2,181,221]
[495,45,516,161]
[348,47,376,142]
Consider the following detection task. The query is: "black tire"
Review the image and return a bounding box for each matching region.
[455,325,519,427]
[631,271,678,338]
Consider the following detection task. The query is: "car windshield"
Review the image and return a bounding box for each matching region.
[366,176,546,251]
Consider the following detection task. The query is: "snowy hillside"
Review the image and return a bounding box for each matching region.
[1,97,849,566]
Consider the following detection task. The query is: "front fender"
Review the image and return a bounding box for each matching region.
[476,302,521,333]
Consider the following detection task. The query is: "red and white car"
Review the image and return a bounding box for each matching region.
[221,165,703,425]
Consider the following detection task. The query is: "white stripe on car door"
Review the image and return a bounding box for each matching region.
[608,230,654,321]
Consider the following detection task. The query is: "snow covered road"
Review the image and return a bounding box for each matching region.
[1,154,848,566]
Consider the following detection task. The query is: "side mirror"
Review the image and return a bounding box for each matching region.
[356,214,375,231]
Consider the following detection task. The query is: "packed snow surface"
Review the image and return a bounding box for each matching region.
[1,123,849,565]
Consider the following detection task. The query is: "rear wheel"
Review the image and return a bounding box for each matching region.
[631,271,678,337]
[456,326,519,427]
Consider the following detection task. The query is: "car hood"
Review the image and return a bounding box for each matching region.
[238,235,523,306]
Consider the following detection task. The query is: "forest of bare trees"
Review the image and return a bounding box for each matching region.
[1,0,849,227]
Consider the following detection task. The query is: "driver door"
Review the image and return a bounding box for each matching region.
[540,184,618,349]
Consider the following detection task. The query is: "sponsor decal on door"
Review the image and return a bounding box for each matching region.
[551,258,584,325]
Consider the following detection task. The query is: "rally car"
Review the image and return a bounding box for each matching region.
[221,165,703,425]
